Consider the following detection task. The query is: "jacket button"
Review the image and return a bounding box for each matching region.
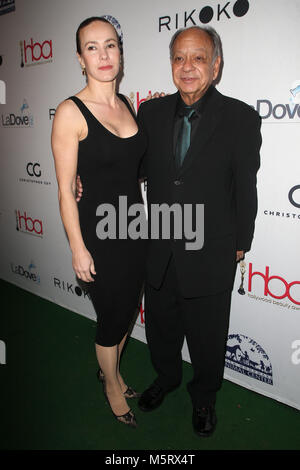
[174,180,182,185]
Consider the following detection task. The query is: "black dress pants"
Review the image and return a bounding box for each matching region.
[145,255,232,407]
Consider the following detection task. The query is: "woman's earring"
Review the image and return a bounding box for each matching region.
[82,67,86,76]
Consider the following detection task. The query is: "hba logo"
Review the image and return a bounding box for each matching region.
[159,0,250,31]
[15,210,43,237]
[129,91,169,112]
[1,99,34,127]
[248,263,300,305]
[20,38,53,67]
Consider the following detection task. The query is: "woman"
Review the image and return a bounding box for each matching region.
[51,16,147,428]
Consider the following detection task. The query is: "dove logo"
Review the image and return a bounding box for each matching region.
[10,260,41,284]
[0,79,5,104]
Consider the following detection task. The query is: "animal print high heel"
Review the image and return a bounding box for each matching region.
[101,374,137,428]
[96,368,141,399]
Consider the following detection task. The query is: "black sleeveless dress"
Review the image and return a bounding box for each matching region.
[68,94,147,346]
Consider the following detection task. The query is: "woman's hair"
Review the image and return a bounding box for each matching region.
[76,16,122,55]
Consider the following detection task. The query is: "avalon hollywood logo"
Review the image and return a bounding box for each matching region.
[1,99,34,127]
[20,37,53,67]
[158,0,250,31]
[15,209,43,237]
[225,333,273,385]
[238,261,300,309]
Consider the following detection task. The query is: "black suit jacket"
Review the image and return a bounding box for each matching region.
[138,87,262,297]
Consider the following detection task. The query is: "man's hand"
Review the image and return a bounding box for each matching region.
[145,91,166,101]
[236,250,244,262]
[76,175,83,202]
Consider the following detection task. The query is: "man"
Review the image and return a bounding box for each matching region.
[136,26,262,437]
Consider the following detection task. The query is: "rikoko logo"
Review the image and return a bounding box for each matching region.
[248,263,300,306]
[11,260,41,284]
[53,277,91,300]
[15,210,43,237]
[159,0,250,31]
[20,38,53,67]
[1,99,34,127]
[0,0,15,16]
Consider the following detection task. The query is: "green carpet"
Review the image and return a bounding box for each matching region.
[0,279,299,451]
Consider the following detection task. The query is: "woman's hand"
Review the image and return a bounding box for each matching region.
[76,175,83,202]
[72,246,96,282]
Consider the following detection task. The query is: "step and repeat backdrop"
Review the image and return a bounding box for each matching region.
[0,0,299,409]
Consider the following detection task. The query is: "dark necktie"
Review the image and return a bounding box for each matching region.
[175,107,195,168]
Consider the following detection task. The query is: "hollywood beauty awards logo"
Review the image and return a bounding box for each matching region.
[1,99,33,127]
[20,37,53,67]
[159,0,250,31]
[225,333,273,385]
[15,209,44,237]
[238,261,300,309]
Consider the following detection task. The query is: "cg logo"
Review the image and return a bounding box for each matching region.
[26,162,41,177]
[288,185,300,209]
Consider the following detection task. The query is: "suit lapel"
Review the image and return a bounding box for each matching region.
[159,92,178,168]
[179,88,225,176]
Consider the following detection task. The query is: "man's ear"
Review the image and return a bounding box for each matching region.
[212,56,221,81]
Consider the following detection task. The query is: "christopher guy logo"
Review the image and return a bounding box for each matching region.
[19,162,51,186]
[15,210,44,237]
[263,185,300,221]
[10,260,41,284]
[0,0,15,16]
[238,262,300,309]
[1,99,34,127]
[20,37,53,67]
[159,0,250,31]
[225,333,273,385]
[95,196,204,251]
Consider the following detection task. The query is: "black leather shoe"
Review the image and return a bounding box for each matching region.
[138,383,166,412]
[192,405,217,437]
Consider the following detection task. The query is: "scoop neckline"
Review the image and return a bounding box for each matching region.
[72,95,139,141]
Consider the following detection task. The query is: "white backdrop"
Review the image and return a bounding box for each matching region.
[0,0,299,410]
